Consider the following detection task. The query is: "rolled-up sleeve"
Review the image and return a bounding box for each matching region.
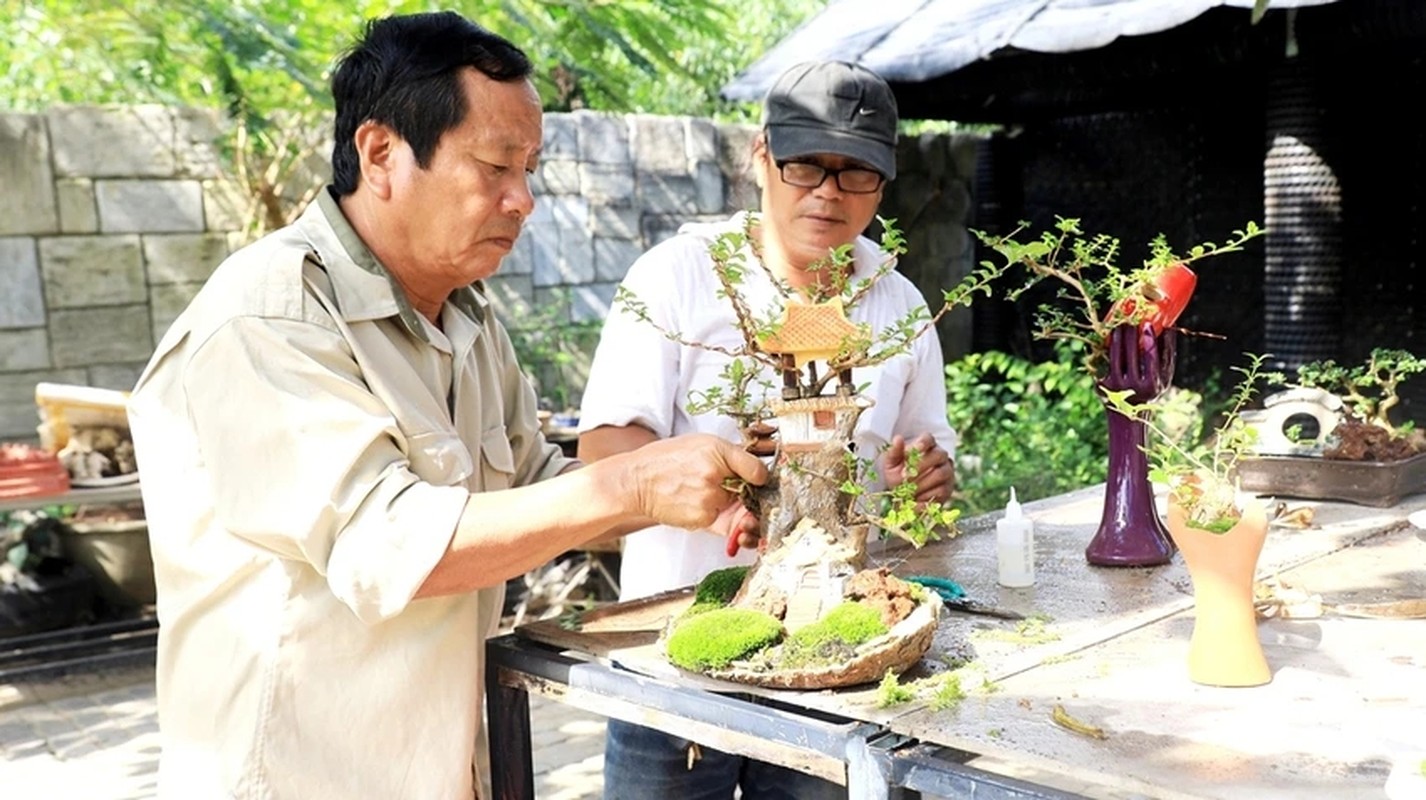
[183,316,466,623]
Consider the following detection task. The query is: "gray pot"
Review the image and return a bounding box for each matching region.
[60,518,155,608]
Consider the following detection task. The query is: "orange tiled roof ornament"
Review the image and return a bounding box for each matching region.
[757,298,862,367]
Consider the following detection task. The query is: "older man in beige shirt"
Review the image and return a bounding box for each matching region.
[127,13,763,800]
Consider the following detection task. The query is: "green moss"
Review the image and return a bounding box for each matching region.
[666,608,782,671]
[680,601,722,618]
[907,582,927,603]
[787,602,887,649]
[876,669,915,708]
[928,673,966,711]
[677,567,751,624]
[693,566,749,606]
[972,614,1059,645]
[778,602,889,669]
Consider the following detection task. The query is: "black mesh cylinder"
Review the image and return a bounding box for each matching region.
[970,135,1019,354]
[1262,58,1343,375]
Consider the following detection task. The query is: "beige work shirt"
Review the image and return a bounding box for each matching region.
[128,190,569,800]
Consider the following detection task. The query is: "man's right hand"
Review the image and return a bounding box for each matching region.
[616,433,768,531]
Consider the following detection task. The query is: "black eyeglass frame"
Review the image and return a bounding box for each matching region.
[774,160,886,194]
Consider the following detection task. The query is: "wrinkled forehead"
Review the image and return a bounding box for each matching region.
[454,71,543,156]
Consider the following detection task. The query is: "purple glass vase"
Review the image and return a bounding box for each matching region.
[1086,324,1177,567]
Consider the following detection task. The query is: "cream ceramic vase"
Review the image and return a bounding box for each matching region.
[1165,498,1272,687]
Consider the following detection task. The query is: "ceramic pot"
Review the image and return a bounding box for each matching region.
[61,517,155,607]
[1086,402,1175,566]
[1085,324,1177,567]
[1166,499,1271,687]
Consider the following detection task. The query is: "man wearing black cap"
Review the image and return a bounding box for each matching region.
[579,61,957,799]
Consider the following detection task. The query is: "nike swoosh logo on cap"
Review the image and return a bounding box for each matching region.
[858,108,876,115]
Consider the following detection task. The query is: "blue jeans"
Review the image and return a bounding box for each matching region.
[602,718,847,800]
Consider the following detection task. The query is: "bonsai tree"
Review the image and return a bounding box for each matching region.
[615,214,1007,687]
[1294,348,1426,433]
[974,216,1263,375]
[973,216,1264,566]
[1291,348,1426,461]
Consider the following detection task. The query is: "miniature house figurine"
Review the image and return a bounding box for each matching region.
[769,394,872,453]
[756,298,873,452]
[757,298,864,399]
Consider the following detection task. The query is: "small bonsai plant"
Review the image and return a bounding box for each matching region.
[974,216,1264,374]
[972,216,1263,566]
[1292,348,1426,461]
[1103,353,1278,687]
[1233,348,1426,506]
[1103,352,1273,533]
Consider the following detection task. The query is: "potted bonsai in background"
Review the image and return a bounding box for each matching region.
[974,217,1264,567]
[1236,348,1426,506]
[1104,353,1276,687]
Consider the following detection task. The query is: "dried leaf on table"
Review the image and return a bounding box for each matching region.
[1271,504,1316,529]
[1051,704,1107,740]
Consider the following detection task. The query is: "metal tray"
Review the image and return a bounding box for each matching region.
[1234,451,1426,507]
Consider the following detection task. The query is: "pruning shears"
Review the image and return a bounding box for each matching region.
[906,575,1026,621]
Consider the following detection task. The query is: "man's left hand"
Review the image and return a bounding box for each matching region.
[882,433,956,504]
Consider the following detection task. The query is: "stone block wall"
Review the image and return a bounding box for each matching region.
[0,105,975,441]
[0,106,234,442]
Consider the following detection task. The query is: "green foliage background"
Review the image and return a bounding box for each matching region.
[0,0,826,120]
[944,344,1109,515]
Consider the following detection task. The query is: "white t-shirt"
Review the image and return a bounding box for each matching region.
[579,212,957,601]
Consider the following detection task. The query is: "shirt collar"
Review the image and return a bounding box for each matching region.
[296,189,488,342]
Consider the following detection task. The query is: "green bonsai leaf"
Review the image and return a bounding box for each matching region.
[973,217,1263,373]
[1293,348,1426,433]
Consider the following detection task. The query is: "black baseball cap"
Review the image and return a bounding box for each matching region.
[762,61,899,181]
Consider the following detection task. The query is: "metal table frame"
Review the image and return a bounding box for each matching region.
[485,634,1083,800]
[487,487,1426,800]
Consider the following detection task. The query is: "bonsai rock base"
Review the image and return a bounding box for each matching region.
[701,591,941,689]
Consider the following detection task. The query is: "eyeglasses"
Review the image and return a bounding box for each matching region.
[776,161,885,194]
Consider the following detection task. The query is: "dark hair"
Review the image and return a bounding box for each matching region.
[329,11,533,197]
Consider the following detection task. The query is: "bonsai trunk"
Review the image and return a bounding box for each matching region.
[733,405,867,632]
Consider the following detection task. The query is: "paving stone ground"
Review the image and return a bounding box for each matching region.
[0,662,606,800]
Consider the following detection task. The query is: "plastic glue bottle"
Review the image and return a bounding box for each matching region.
[996,487,1035,588]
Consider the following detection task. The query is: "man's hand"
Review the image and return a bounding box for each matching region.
[620,434,769,531]
[712,501,760,556]
[882,433,956,504]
